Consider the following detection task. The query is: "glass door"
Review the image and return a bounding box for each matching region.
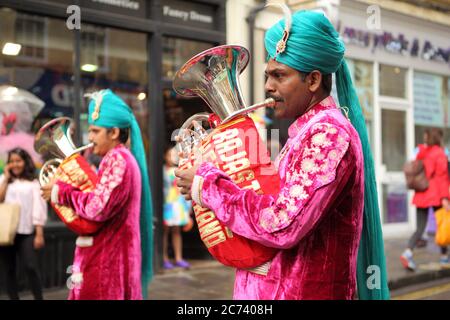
[380,108,408,224]
[377,63,414,236]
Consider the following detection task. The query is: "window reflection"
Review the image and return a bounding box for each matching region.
[382,109,406,171]
[162,37,213,79]
[348,59,374,150]
[80,25,149,156]
[0,9,74,125]
[0,9,74,223]
[380,64,407,98]
[331,59,374,152]
[383,184,408,223]
[163,88,209,145]
[16,13,46,60]
[413,72,450,155]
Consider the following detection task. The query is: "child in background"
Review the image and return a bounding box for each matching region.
[163,146,192,269]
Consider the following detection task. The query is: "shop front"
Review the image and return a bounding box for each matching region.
[337,0,450,238]
[0,0,226,293]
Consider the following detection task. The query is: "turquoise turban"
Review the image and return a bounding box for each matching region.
[265,11,390,300]
[88,89,153,298]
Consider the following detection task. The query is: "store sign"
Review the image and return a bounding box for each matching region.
[338,22,450,66]
[162,0,215,28]
[89,0,140,10]
[56,0,146,18]
[85,0,145,18]
[413,72,445,127]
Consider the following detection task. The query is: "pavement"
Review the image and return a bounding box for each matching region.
[385,237,450,291]
[0,259,236,300]
[2,237,450,300]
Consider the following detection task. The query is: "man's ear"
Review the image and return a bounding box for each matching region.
[108,127,120,141]
[308,70,322,93]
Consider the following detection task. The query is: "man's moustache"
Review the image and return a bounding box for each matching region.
[268,95,283,102]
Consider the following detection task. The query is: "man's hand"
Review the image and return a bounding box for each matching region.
[175,165,199,201]
[40,179,56,202]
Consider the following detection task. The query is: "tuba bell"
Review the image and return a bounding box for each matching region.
[173,45,275,160]
[172,45,280,271]
[173,45,275,122]
[34,117,94,185]
[34,117,102,235]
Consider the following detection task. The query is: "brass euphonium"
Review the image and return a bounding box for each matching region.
[34,117,93,186]
[34,117,101,235]
[173,45,275,158]
[172,45,280,270]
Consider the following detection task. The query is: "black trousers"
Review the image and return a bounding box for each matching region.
[0,234,43,300]
[408,207,448,255]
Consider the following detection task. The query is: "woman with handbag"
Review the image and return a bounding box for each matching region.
[401,129,449,271]
[0,148,47,299]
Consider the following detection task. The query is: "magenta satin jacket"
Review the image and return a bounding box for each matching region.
[194,96,365,300]
[55,145,142,300]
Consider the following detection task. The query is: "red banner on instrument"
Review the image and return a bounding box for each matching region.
[52,154,102,235]
[180,115,280,269]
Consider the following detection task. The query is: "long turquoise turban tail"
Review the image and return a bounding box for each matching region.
[265,11,389,300]
[88,89,153,299]
[336,61,390,300]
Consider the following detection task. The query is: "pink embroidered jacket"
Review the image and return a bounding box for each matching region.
[55,145,142,300]
[193,97,365,300]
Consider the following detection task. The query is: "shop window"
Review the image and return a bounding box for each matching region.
[0,8,74,132]
[163,88,209,148]
[162,37,213,79]
[413,72,446,128]
[382,184,408,223]
[382,109,406,171]
[15,13,46,61]
[79,24,149,157]
[161,37,214,147]
[81,26,108,74]
[0,9,74,223]
[0,10,74,122]
[348,59,374,149]
[0,11,149,222]
[331,59,375,152]
[413,72,450,155]
[379,64,407,98]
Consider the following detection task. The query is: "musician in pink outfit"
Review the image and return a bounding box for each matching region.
[174,10,380,300]
[41,90,153,300]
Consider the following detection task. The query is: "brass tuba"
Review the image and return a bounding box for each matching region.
[173,45,275,158]
[34,117,102,235]
[34,117,93,186]
[172,45,280,270]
